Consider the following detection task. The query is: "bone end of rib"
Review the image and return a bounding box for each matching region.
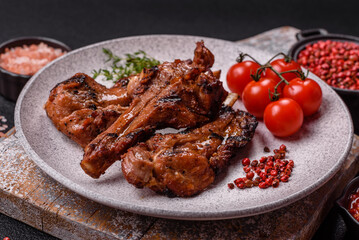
[223,93,238,107]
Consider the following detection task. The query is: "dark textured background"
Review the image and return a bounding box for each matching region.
[0,0,358,239]
[1,0,359,48]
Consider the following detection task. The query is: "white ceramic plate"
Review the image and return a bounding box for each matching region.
[15,35,353,220]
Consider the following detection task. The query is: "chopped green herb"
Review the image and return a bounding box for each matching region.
[92,48,160,82]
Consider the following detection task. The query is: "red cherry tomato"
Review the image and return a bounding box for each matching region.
[264,98,304,137]
[283,78,322,116]
[265,58,302,88]
[226,61,261,98]
[242,77,281,118]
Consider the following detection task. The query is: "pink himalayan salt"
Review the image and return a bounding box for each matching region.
[0,42,66,76]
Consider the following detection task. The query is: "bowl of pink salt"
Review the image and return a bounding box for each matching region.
[0,36,71,101]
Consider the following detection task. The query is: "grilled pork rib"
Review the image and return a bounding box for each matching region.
[121,100,258,197]
[45,73,131,147]
[81,41,228,178]
[45,41,258,198]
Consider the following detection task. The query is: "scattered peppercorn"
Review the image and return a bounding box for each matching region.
[280,175,289,182]
[270,169,278,176]
[258,163,265,169]
[272,179,280,188]
[245,179,253,188]
[242,157,250,166]
[259,156,267,163]
[251,160,258,167]
[246,171,255,180]
[253,177,260,186]
[280,144,286,151]
[265,177,273,186]
[228,144,294,190]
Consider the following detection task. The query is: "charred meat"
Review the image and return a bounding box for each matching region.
[81,41,228,178]
[56,105,127,148]
[45,41,258,198]
[121,102,258,197]
[45,73,130,147]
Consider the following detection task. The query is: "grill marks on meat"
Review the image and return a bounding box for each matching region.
[80,41,228,179]
[121,105,258,197]
[57,105,127,148]
[45,41,258,198]
[45,73,130,147]
[46,73,130,122]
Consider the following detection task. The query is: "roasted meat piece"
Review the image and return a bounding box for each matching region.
[121,97,258,197]
[56,105,127,148]
[81,41,228,178]
[45,73,131,147]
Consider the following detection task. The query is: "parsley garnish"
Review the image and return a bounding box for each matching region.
[92,48,160,82]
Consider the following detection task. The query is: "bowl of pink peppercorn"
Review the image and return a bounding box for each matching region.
[288,28,359,134]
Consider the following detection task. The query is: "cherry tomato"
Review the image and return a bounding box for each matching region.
[242,77,281,118]
[283,78,322,116]
[226,61,261,98]
[264,98,304,137]
[265,58,302,88]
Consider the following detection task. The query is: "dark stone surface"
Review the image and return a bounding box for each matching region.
[0,213,58,240]
[0,0,358,239]
[0,95,15,130]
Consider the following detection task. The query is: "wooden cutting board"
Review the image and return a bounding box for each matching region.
[1,26,359,240]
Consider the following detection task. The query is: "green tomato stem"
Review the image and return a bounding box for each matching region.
[265,52,291,65]
[236,52,262,65]
[279,69,306,80]
[265,64,289,101]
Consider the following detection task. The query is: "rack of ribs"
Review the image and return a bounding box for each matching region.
[80,41,228,178]
[121,93,258,197]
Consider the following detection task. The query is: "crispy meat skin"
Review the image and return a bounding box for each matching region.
[57,105,127,148]
[45,73,130,147]
[121,106,258,197]
[81,41,228,178]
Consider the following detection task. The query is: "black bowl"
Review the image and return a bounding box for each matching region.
[336,176,359,238]
[0,36,71,102]
[288,28,359,134]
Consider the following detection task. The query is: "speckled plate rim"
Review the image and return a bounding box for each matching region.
[14,34,354,220]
